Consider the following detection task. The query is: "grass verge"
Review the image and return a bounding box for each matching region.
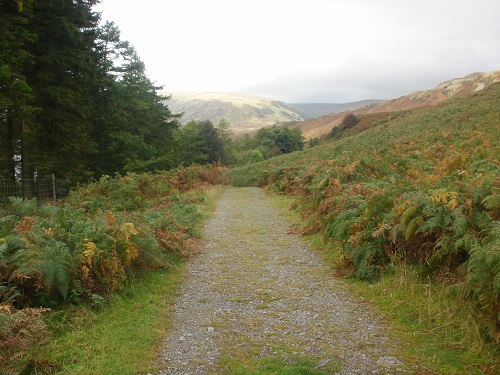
[267,191,499,375]
[41,266,183,375]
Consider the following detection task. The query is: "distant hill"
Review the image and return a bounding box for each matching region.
[288,100,383,118]
[298,69,500,139]
[162,92,310,134]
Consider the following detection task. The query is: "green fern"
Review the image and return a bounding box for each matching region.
[466,221,500,342]
[0,215,18,237]
[8,197,38,216]
[41,241,74,299]
[401,205,417,224]
[417,214,443,236]
[451,210,470,238]
[454,234,478,252]
[482,188,500,210]
[325,208,360,240]
[10,239,76,302]
[405,215,424,240]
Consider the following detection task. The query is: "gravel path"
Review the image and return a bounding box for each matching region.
[157,187,409,374]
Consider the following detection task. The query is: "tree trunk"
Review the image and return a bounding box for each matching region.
[21,118,34,198]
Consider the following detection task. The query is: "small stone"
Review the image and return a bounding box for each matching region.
[376,356,404,367]
[315,358,333,369]
[207,326,215,333]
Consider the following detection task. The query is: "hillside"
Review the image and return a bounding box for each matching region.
[299,69,500,139]
[289,99,383,118]
[226,83,500,367]
[162,92,310,133]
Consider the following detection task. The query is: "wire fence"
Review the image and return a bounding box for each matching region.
[0,175,71,204]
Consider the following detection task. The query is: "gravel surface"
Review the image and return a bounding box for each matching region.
[157,187,409,374]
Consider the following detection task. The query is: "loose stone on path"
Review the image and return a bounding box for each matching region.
[157,187,409,374]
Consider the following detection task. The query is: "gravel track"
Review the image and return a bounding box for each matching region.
[157,187,409,374]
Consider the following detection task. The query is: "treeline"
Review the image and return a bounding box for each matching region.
[232,124,305,164]
[0,0,183,185]
[0,0,177,189]
[175,120,305,166]
[0,0,305,192]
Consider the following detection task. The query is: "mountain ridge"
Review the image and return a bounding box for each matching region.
[289,100,383,118]
[298,69,500,139]
[161,92,310,133]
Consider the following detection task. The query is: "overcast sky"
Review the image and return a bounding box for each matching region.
[96,0,500,103]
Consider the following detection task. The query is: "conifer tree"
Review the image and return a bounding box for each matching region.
[22,0,101,182]
[0,0,36,182]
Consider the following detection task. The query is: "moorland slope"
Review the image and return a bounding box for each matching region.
[227,82,500,349]
[299,69,500,139]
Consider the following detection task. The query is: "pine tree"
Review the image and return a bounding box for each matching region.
[22,0,101,183]
[0,0,36,183]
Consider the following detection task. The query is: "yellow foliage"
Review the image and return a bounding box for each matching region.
[82,239,97,283]
[430,151,469,183]
[104,210,115,229]
[41,228,54,237]
[120,222,137,241]
[125,245,139,264]
[118,223,138,264]
[431,189,459,210]
[83,239,96,264]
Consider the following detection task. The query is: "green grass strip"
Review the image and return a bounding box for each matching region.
[40,266,183,374]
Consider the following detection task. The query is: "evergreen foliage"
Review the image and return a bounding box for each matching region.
[0,1,179,187]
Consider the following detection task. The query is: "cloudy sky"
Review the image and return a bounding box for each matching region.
[96,0,500,103]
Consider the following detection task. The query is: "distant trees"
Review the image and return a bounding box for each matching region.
[233,124,305,164]
[328,113,360,139]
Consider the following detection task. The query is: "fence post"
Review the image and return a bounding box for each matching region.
[52,174,57,204]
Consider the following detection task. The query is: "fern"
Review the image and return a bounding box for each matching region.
[428,234,455,269]
[466,221,500,342]
[405,215,424,240]
[454,234,478,252]
[8,197,38,216]
[325,208,360,240]
[417,214,443,236]
[43,241,74,299]
[2,236,26,256]
[10,240,75,302]
[472,210,492,231]
[482,188,500,211]
[0,215,18,237]
[401,205,417,224]
[451,210,470,238]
